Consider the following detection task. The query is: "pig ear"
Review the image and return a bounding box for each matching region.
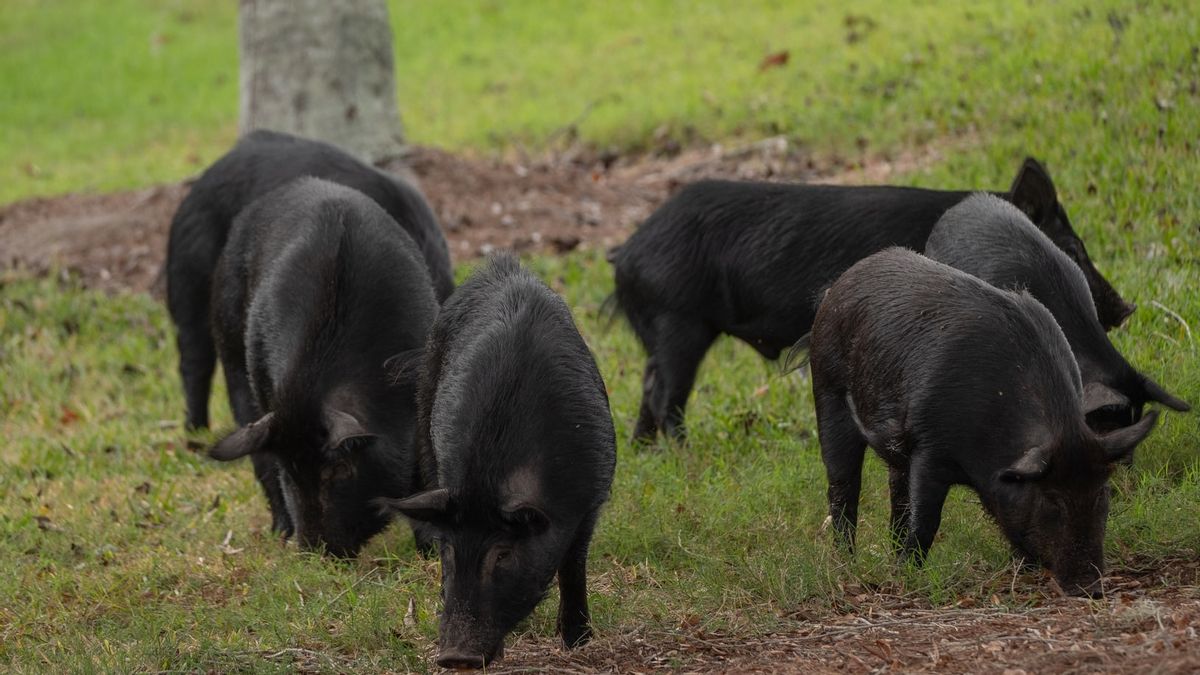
[384,348,424,389]
[1081,382,1130,415]
[999,445,1052,482]
[375,488,452,524]
[501,503,550,536]
[1141,375,1191,412]
[209,412,275,461]
[1098,409,1159,464]
[1008,157,1058,224]
[324,407,373,449]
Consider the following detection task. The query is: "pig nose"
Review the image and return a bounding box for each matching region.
[1119,301,1137,324]
[436,649,487,670]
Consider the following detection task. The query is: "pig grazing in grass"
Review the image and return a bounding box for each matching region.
[207,177,437,557]
[167,129,452,430]
[926,193,1189,432]
[610,158,1133,441]
[379,254,616,669]
[809,248,1158,596]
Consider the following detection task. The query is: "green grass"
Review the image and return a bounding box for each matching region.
[4,1,1199,204]
[2,245,1197,671]
[2,0,1199,671]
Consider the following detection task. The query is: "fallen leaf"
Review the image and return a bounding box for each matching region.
[404,596,417,627]
[759,50,789,72]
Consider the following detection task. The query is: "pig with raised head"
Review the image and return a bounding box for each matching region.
[926,193,1189,432]
[610,158,1133,441]
[167,129,453,430]
[206,177,437,557]
[809,247,1157,596]
[379,254,616,669]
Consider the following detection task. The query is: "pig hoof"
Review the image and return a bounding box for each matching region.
[1064,579,1104,598]
[272,519,294,539]
[413,533,437,559]
[561,622,592,649]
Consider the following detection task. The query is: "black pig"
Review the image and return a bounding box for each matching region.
[207,177,437,557]
[167,129,453,430]
[610,158,1133,441]
[379,255,616,669]
[809,247,1158,596]
[926,193,1189,431]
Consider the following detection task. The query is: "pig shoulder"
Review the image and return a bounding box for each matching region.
[428,257,615,510]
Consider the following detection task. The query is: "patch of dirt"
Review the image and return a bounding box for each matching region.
[482,558,1200,674]
[0,138,949,296]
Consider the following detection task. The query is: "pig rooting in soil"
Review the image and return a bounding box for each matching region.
[379,254,616,669]
[809,248,1158,597]
[207,178,437,558]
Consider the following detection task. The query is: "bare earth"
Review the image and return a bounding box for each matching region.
[2,141,1198,673]
[0,137,930,297]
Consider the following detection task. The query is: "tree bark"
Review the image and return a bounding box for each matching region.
[238,0,405,163]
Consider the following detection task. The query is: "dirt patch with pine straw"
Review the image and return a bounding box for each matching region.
[0,138,944,296]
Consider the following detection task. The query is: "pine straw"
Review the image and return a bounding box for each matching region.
[487,583,1200,673]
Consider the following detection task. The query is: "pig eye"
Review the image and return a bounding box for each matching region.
[491,545,514,568]
[334,436,370,455]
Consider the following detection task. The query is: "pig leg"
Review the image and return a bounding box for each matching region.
[632,359,660,441]
[223,362,295,538]
[900,461,950,562]
[816,392,867,551]
[175,325,217,430]
[169,281,217,430]
[557,509,600,648]
[167,212,222,430]
[627,302,662,441]
[647,314,717,441]
[409,458,437,557]
[253,455,294,538]
[887,465,911,549]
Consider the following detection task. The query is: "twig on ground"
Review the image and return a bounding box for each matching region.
[1151,300,1193,348]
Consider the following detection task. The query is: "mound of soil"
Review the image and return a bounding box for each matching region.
[0,138,933,296]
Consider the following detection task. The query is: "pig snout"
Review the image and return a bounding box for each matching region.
[1117,300,1137,325]
[1100,297,1137,330]
[1059,574,1104,598]
[1054,561,1105,598]
[436,642,502,670]
[436,649,487,670]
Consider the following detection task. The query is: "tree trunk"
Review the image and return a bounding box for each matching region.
[238,0,405,163]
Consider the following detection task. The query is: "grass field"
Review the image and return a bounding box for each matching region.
[3,0,1199,204]
[2,0,1199,672]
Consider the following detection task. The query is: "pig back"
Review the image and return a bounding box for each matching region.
[425,256,616,516]
[615,181,967,336]
[231,178,438,405]
[813,248,1083,449]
